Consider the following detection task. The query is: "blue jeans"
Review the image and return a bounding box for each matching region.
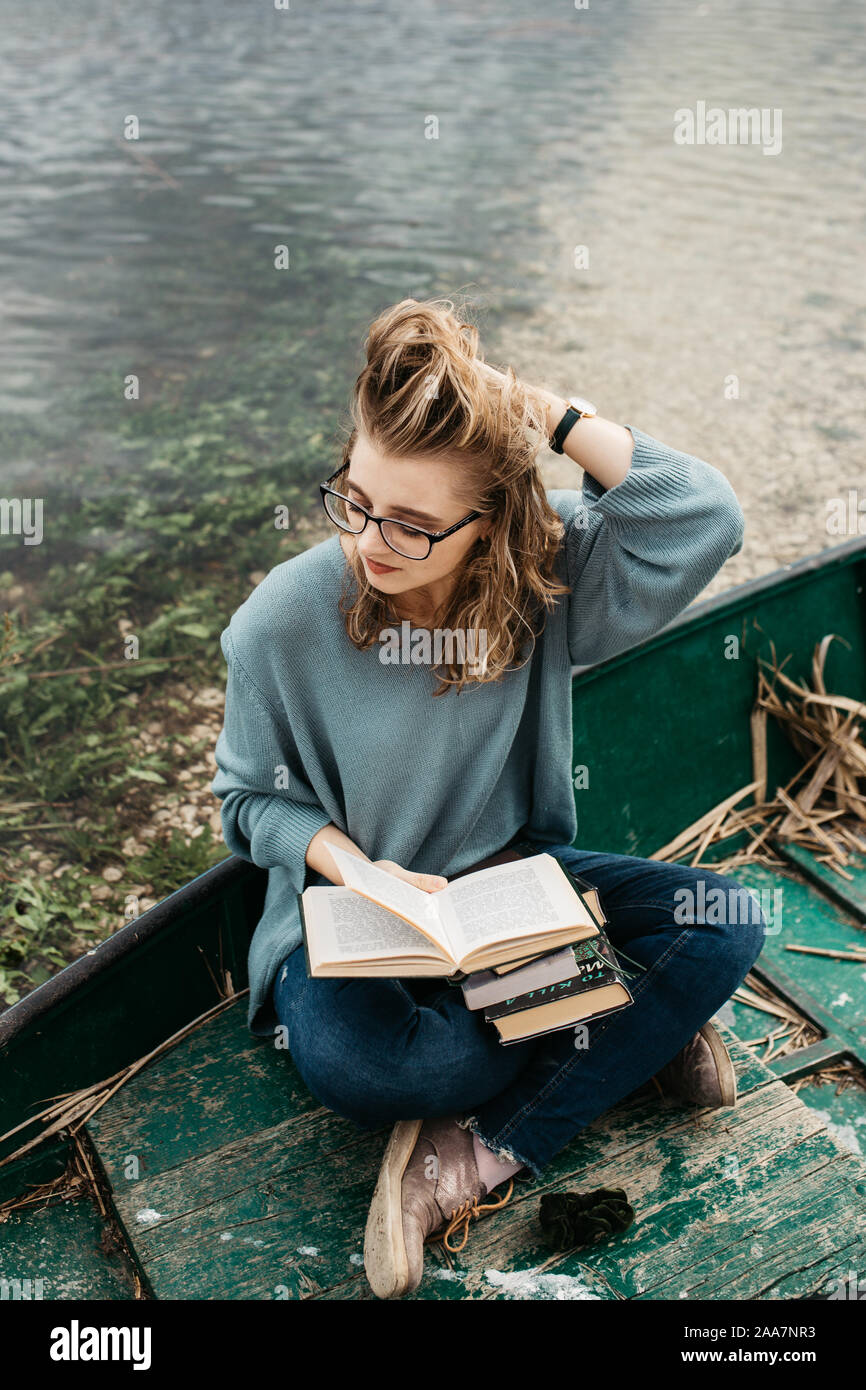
[272,843,766,1179]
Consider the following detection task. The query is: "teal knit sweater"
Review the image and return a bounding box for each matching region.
[211,426,744,1036]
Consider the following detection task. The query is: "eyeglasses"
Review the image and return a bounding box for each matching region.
[320,463,482,561]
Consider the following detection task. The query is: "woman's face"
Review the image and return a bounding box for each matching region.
[336,430,490,603]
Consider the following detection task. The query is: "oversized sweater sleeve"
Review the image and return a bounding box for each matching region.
[552,425,744,667]
[210,627,332,880]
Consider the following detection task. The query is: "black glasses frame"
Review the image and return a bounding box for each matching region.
[319,463,482,560]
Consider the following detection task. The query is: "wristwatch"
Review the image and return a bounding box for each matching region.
[549,395,597,454]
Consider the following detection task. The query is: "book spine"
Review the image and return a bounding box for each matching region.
[461,944,578,1007]
[494,996,632,1045]
[568,872,608,914]
[483,964,619,1021]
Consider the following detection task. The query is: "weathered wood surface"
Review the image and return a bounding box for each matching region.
[729,859,866,1060]
[0,1188,138,1301]
[86,1006,866,1300]
[777,841,866,923]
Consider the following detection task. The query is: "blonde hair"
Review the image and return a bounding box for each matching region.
[335,296,569,696]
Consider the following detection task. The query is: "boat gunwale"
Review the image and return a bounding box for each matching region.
[0,855,258,1050]
[570,532,866,680]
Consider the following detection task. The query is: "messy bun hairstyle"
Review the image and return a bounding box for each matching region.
[336,296,569,696]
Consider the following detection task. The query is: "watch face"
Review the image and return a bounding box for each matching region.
[568,396,597,417]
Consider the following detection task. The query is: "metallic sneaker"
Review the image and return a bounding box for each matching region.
[363,1115,514,1299]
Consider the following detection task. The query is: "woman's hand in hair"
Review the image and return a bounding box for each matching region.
[475,359,509,390]
[373,860,448,892]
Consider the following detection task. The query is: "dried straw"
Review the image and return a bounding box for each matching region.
[651,634,866,882]
[0,988,248,1170]
[731,972,823,1062]
[650,635,866,1067]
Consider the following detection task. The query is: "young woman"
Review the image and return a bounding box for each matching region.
[211,297,766,1300]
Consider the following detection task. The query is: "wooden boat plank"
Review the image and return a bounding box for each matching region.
[104,1123,397,1300]
[788,1072,866,1163]
[716,862,866,1062]
[0,1189,139,1301]
[418,1076,866,1301]
[775,841,866,923]
[85,1004,321,1177]
[84,1007,866,1300]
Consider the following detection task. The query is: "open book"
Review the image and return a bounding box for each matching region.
[490,878,606,973]
[299,845,601,977]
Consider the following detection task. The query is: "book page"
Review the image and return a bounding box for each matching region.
[306,888,445,966]
[324,844,452,953]
[442,854,592,957]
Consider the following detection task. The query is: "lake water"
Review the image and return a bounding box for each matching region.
[0,0,863,578]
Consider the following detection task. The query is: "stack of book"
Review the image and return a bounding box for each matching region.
[455,890,633,1044]
[298,845,635,1044]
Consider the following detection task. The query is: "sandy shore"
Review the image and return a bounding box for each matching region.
[495,177,862,606]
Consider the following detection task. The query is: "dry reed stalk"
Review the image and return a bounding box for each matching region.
[650,635,866,886]
[729,972,822,1061]
[793,1061,866,1096]
[0,989,249,1169]
[732,985,802,1024]
[649,782,760,863]
[783,944,866,962]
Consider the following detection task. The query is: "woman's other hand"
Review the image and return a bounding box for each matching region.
[373,860,448,892]
[475,359,509,390]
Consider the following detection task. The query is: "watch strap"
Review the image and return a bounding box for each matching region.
[549,406,584,455]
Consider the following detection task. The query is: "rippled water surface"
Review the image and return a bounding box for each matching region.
[0,0,863,561]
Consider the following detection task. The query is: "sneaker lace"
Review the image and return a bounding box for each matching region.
[426,1178,515,1254]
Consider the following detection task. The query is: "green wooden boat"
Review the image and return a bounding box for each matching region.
[2,536,866,1303]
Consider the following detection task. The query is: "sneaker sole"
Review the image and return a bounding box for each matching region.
[363,1117,424,1300]
[701,1022,738,1107]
